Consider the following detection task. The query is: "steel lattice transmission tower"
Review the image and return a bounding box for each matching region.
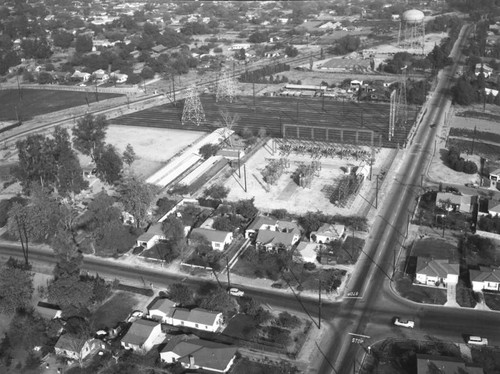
[182,85,205,126]
[216,69,237,103]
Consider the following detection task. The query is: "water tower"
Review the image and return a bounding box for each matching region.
[398,9,425,54]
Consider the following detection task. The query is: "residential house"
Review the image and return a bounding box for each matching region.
[92,69,109,81]
[190,227,233,251]
[490,168,500,190]
[245,215,278,239]
[297,241,319,263]
[148,298,177,322]
[160,336,237,373]
[475,63,493,78]
[416,354,484,374]
[36,301,62,320]
[165,308,223,333]
[229,43,251,51]
[415,258,459,286]
[470,266,500,292]
[252,218,301,251]
[54,335,106,361]
[136,222,165,249]
[71,70,91,82]
[264,51,281,58]
[435,192,477,214]
[488,202,500,216]
[319,21,342,29]
[110,72,128,83]
[310,223,345,243]
[120,319,163,354]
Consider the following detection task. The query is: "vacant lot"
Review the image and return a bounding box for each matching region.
[104,125,206,178]
[90,291,140,330]
[0,89,122,121]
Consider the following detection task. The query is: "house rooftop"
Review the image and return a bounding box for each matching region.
[188,308,221,325]
[256,230,297,246]
[190,227,231,243]
[36,301,61,319]
[121,319,160,346]
[416,354,484,374]
[137,222,164,242]
[247,215,277,231]
[55,334,86,353]
[470,266,500,283]
[313,223,345,237]
[416,258,459,278]
[169,339,237,372]
[149,298,176,314]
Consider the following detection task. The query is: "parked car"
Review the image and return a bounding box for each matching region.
[467,336,488,346]
[271,283,284,289]
[229,288,244,297]
[393,317,414,328]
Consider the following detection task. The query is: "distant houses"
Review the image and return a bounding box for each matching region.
[190,227,233,251]
[136,222,165,249]
[246,216,301,251]
[415,258,459,287]
[310,223,345,243]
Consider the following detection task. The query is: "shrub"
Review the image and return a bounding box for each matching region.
[444,147,478,174]
[113,283,154,296]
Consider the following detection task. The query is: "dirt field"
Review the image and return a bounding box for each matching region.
[104,125,206,178]
[220,139,394,215]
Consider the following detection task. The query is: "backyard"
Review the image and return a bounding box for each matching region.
[90,291,141,330]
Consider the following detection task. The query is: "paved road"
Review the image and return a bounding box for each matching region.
[317,23,500,374]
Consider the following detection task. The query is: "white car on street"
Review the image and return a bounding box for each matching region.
[393,317,415,329]
[467,336,488,346]
[229,288,244,297]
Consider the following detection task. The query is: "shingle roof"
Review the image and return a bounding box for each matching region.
[137,223,164,241]
[149,298,176,314]
[121,320,160,346]
[169,339,237,372]
[172,308,191,321]
[191,227,231,243]
[188,308,221,325]
[470,266,500,283]
[36,301,61,319]
[247,216,277,231]
[416,258,459,278]
[314,223,345,237]
[256,230,296,246]
[54,335,86,353]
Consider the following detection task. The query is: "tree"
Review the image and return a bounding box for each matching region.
[75,34,93,53]
[233,48,246,61]
[199,143,219,160]
[285,45,298,57]
[199,288,236,316]
[204,184,229,200]
[0,261,33,315]
[168,283,193,306]
[38,71,53,84]
[57,151,89,197]
[48,273,94,316]
[8,309,47,351]
[72,113,108,162]
[95,144,123,184]
[122,144,136,167]
[13,134,57,193]
[52,30,74,49]
[452,78,475,105]
[117,176,158,228]
[234,198,258,219]
[248,31,268,43]
[7,203,33,265]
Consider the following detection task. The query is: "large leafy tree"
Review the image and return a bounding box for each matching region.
[7,202,35,265]
[13,134,57,193]
[72,113,108,162]
[95,144,123,184]
[199,288,237,317]
[168,282,193,306]
[117,176,158,228]
[0,260,34,315]
[122,144,136,167]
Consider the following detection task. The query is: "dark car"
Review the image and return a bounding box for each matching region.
[271,283,284,289]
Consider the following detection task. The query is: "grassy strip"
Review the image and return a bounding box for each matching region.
[449,127,500,145]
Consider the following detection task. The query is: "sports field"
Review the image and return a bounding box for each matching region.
[0,89,123,121]
[110,94,411,147]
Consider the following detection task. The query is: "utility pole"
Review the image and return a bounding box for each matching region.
[318,267,322,329]
[244,164,247,192]
[252,80,256,110]
[172,73,176,103]
[226,257,231,288]
[375,174,379,209]
[471,125,476,155]
[238,151,241,178]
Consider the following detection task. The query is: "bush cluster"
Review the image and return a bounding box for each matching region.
[444,147,478,174]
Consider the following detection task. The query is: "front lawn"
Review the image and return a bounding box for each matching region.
[284,266,345,293]
[483,292,500,311]
[394,275,447,305]
[90,292,139,330]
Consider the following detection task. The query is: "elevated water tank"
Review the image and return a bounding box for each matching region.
[402,9,424,24]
